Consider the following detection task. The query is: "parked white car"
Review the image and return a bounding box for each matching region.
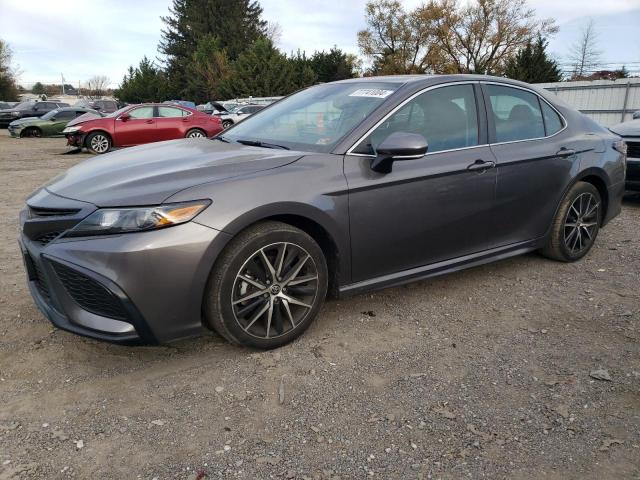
[219,104,265,129]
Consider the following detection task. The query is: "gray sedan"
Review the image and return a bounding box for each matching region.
[19,75,626,348]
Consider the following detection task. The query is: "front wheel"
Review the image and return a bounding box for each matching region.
[540,181,602,262]
[204,221,328,349]
[85,131,112,154]
[21,127,42,138]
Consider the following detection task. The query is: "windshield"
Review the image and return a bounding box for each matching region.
[14,102,36,111]
[41,109,60,120]
[106,106,130,118]
[222,82,400,152]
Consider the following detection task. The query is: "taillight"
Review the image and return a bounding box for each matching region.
[613,140,627,156]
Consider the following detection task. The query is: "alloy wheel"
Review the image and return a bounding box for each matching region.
[231,242,319,339]
[90,134,109,153]
[563,192,599,255]
[187,130,205,138]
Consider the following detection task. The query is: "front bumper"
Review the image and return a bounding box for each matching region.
[20,194,231,344]
[7,124,23,137]
[65,132,86,148]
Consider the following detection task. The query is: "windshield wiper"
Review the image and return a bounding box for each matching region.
[214,135,230,143]
[235,139,290,150]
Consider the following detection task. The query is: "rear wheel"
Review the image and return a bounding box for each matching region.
[186,128,206,138]
[541,181,602,262]
[86,131,112,154]
[21,127,42,138]
[222,120,233,129]
[204,221,328,349]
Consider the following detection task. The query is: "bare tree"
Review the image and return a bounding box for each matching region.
[265,21,283,46]
[358,0,557,76]
[568,19,602,79]
[85,75,111,98]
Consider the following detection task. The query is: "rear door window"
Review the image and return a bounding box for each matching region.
[540,101,564,136]
[486,85,545,142]
[55,110,76,120]
[157,106,187,118]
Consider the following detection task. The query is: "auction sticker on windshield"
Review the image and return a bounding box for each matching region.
[348,89,395,98]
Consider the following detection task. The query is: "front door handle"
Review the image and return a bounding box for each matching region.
[145,119,154,124]
[467,159,495,171]
[556,148,576,158]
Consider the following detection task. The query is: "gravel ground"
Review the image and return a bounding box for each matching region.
[0,130,639,480]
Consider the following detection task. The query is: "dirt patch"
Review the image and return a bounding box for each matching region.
[0,130,639,479]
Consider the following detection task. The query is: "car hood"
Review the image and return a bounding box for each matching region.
[66,111,103,127]
[9,117,40,126]
[609,119,640,137]
[44,138,303,207]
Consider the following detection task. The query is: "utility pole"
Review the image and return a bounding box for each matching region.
[61,74,65,95]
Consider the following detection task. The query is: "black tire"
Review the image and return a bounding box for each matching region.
[185,128,206,138]
[21,127,42,138]
[540,181,602,262]
[222,120,233,129]
[204,221,328,349]
[85,131,112,154]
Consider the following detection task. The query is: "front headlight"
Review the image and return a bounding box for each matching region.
[64,200,211,238]
[10,111,20,117]
[62,126,81,134]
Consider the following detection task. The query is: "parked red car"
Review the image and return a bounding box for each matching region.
[63,103,223,154]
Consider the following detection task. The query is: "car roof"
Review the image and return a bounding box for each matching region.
[333,74,536,89]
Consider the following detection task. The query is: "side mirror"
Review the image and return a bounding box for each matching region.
[633,110,640,120]
[371,131,428,173]
[120,113,130,121]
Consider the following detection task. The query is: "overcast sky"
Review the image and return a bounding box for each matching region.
[1,0,638,88]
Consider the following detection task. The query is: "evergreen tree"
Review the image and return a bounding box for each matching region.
[31,82,45,95]
[0,39,19,101]
[505,36,562,83]
[114,57,168,103]
[159,0,266,98]
[310,47,359,83]
[185,34,231,102]
[218,38,312,99]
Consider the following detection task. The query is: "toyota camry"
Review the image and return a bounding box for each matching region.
[19,75,626,348]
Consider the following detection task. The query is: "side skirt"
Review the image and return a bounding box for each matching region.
[338,238,544,298]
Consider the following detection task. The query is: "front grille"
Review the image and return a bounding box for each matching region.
[25,253,51,301]
[627,141,640,158]
[35,231,61,246]
[29,206,80,218]
[51,262,128,320]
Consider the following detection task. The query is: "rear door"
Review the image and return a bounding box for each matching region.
[114,106,157,146]
[483,83,580,245]
[156,106,190,140]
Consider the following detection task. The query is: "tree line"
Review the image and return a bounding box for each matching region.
[0,0,634,104]
[115,0,360,104]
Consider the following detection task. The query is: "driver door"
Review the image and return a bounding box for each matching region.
[344,83,498,282]
[115,106,158,146]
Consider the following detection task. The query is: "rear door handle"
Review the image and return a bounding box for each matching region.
[556,148,576,158]
[467,159,495,171]
[145,119,154,124]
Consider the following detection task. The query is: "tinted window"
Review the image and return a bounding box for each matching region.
[128,107,154,119]
[541,101,563,136]
[54,110,76,120]
[354,84,479,155]
[158,106,186,118]
[487,85,544,142]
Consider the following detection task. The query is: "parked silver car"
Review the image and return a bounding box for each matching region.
[219,104,265,129]
[610,118,640,190]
